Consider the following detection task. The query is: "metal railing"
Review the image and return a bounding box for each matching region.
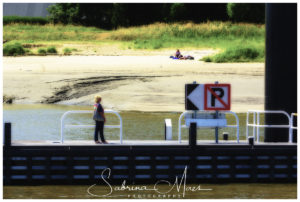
[60,110,122,144]
[246,110,292,143]
[289,113,297,142]
[178,111,239,143]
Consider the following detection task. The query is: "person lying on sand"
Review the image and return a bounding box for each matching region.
[179,55,194,60]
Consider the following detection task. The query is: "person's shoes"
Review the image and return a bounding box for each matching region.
[102,141,108,144]
[95,141,102,144]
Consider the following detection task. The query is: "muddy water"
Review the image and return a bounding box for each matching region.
[3,104,260,142]
[3,104,182,141]
[3,183,297,199]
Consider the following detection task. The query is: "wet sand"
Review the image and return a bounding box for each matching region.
[3,50,264,112]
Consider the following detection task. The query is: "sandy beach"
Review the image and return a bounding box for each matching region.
[3,50,264,112]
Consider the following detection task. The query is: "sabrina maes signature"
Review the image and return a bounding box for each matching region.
[87,166,212,198]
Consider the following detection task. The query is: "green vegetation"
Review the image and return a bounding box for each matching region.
[3,4,264,29]
[46,3,263,29]
[227,3,265,23]
[47,3,81,25]
[63,48,72,55]
[3,43,25,56]
[3,3,265,62]
[108,22,265,61]
[46,46,57,54]
[3,16,49,25]
[108,22,264,50]
[38,48,47,55]
[3,24,105,42]
[3,22,265,62]
[202,45,264,63]
[169,3,188,21]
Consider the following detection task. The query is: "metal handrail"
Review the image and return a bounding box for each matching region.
[178,111,189,143]
[60,110,122,144]
[290,113,297,130]
[289,113,297,142]
[246,110,291,143]
[178,111,239,143]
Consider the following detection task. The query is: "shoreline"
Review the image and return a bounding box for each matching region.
[3,52,264,113]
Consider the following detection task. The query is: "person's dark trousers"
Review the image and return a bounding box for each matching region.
[94,121,105,142]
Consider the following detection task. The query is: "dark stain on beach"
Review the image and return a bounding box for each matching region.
[42,76,163,104]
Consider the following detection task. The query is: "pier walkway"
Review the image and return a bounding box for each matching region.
[11,140,296,146]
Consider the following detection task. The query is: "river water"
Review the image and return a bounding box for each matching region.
[3,104,297,199]
[3,104,259,141]
[3,183,297,199]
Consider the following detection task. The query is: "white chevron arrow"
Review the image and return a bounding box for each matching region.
[187,84,204,110]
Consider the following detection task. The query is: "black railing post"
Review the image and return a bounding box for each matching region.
[189,122,197,148]
[4,123,11,147]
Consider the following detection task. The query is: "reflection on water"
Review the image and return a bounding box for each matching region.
[3,183,297,199]
[3,104,264,142]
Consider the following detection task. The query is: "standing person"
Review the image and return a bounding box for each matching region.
[93,95,108,144]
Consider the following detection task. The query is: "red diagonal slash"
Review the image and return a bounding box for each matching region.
[207,87,229,108]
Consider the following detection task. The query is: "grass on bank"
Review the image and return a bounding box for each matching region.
[3,22,265,62]
[3,43,60,56]
[46,46,57,54]
[202,45,264,63]
[3,23,105,42]
[37,48,47,55]
[63,48,72,55]
[3,16,49,25]
[3,43,25,56]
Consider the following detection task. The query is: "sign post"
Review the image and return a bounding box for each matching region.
[188,81,199,147]
[215,110,219,143]
[214,82,219,143]
[185,82,231,144]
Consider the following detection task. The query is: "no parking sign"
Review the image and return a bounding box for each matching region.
[185,83,231,111]
[204,84,231,110]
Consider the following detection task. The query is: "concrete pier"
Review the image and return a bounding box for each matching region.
[4,139,297,185]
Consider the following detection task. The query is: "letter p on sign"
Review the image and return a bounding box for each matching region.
[204,84,231,110]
